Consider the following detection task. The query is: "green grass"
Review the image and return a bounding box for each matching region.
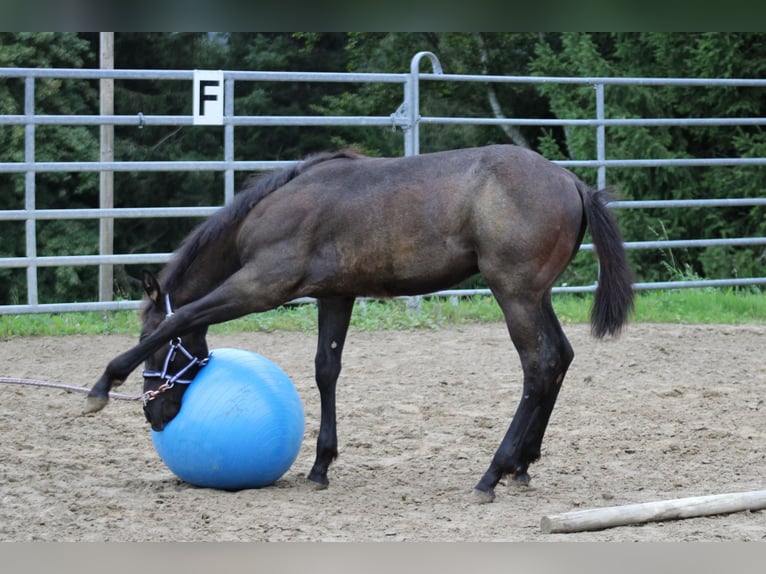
[0,289,764,339]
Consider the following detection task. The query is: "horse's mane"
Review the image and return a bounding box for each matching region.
[158,149,362,295]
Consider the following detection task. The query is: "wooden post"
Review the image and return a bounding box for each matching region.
[541,489,766,534]
[99,32,115,304]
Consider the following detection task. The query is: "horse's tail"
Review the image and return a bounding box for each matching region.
[576,180,634,338]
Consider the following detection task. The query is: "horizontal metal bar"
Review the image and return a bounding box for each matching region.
[611,198,766,209]
[0,206,220,221]
[557,158,766,168]
[0,300,146,315]
[632,277,766,290]
[0,253,172,269]
[624,237,766,250]
[419,73,766,88]
[7,113,766,129]
[0,68,195,80]
[0,68,407,83]
[0,114,192,126]
[579,237,766,252]
[420,116,766,128]
[232,115,402,127]
[224,70,407,83]
[0,114,406,128]
[4,156,765,174]
[0,160,297,173]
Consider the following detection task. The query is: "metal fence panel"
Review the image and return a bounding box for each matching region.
[1,52,765,314]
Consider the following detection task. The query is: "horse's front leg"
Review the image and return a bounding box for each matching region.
[85,346,150,412]
[307,297,355,489]
[85,269,263,414]
[84,310,193,413]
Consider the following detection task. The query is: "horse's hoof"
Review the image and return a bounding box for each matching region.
[511,471,531,487]
[306,475,329,491]
[471,487,495,504]
[83,395,108,414]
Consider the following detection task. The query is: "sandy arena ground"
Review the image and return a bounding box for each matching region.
[1,322,764,541]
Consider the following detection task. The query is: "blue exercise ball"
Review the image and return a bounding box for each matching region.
[151,348,304,490]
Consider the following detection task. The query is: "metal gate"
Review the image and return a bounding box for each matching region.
[1,51,765,314]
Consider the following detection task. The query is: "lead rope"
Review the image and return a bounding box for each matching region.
[0,376,142,401]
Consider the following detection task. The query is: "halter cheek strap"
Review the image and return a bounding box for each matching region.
[164,292,174,318]
[141,293,210,405]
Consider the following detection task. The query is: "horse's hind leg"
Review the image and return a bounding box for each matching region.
[508,296,572,485]
[307,296,355,489]
[473,290,573,503]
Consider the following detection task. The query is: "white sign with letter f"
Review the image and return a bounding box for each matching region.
[193,70,224,125]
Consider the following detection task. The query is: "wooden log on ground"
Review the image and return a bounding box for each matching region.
[541,489,766,534]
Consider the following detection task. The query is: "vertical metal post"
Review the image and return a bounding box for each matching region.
[594,82,607,288]
[24,76,38,307]
[99,32,115,303]
[404,73,418,156]
[405,51,443,157]
[595,82,606,189]
[404,52,443,311]
[224,76,235,204]
[402,79,414,157]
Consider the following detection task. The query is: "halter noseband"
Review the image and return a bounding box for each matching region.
[141,293,210,405]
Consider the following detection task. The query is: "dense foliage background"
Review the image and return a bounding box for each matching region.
[1,32,765,304]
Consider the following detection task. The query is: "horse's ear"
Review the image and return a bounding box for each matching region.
[142,270,162,304]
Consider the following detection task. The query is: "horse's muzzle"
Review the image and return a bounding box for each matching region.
[143,397,181,432]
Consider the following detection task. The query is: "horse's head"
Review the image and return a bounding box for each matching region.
[140,271,209,432]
